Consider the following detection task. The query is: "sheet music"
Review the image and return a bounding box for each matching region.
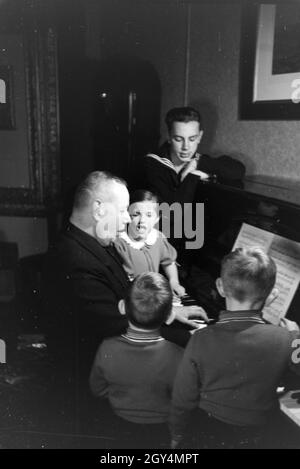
[233,223,274,252]
[233,223,300,325]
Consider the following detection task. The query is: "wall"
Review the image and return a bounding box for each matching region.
[85,0,188,143]
[2,1,300,259]
[85,1,300,181]
[0,34,29,187]
[188,3,300,180]
[0,0,88,259]
[0,10,48,259]
[0,217,48,258]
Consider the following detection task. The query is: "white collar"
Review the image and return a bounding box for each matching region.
[146,152,201,173]
[118,229,158,250]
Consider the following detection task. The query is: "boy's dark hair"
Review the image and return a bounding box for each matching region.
[125,272,173,329]
[165,106,202,132]
[130,189,159,206]
[221,247,277,303]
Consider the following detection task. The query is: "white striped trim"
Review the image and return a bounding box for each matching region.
[121,334,165,343]
[146,153,177,172]
[218,317,266,325]
[146,152,202,174]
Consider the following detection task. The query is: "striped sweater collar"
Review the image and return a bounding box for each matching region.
[121,326,164,343]
[146,152,201,173]
[217,310,266,325]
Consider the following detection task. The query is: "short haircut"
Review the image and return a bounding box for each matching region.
[221,247,277,303]
[125,272,173,329]
[165,106,202,132]
[130,189,159,205]
[73,171,127,210]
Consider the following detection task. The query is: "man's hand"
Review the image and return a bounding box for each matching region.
[280,318,300,332]
[180,158,198,182]
[172,305,209,328]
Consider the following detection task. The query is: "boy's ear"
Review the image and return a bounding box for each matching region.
[118,299,126,316]
[216,278,225,297]
[264,288,279,307]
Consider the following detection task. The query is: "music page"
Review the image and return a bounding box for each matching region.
[233,223,300,325]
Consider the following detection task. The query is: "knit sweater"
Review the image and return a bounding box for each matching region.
[90,326,183,424]
[170,310,300,438]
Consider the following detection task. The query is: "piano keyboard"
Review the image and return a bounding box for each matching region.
[172,293,199,307]
[172,294,208,332]
[280,390,300,427]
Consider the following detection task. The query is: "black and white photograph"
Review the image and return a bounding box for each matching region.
[0,0,300,453]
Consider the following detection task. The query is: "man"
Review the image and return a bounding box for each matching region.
[144,107,205,206]
[144,106,245,205]
[44,171,208,381]
[143,107,244,314]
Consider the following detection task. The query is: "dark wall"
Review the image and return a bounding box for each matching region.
[55,0,94,217]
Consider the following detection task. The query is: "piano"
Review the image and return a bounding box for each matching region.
[193,174,300,322]
[280,390,300,428]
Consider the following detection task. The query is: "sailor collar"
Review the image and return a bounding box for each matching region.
[146,152,200,173]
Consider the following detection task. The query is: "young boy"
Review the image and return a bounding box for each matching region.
[169,247,300,449]
[89,272,183,447]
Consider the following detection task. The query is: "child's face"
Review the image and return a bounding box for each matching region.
[128,201,159,240]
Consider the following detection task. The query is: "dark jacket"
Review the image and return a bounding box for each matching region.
[43,222,192,380]
[144,143,245,205]
[43,223,129,372]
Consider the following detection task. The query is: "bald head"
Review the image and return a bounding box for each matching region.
[73,171,127,210]
[71,171,130,243]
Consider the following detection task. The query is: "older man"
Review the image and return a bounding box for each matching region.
[44,171,207,380]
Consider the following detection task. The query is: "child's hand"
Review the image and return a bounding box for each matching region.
[279,318,300,332]
[171,283,186,297]
[173,305,210,326]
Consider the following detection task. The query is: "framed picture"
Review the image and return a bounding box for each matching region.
[0,65,15,129]
[239,3,300,120]
[0,4,61,217]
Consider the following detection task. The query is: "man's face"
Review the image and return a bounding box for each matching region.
[95,182,130,243]
[169,121,203,165]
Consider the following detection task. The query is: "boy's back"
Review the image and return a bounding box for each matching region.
[170,247,300,448]
[175,311,297,426]
[90,329,183,424]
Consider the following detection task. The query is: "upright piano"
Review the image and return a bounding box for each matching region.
[194,175,300,323]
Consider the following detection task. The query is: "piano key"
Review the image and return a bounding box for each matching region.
[280,390,300,427]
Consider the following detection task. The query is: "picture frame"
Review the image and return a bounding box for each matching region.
[0,64,15,129]
[0,8,61,217]
[239,3,300,120]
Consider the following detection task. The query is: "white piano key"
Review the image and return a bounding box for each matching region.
[280,390,300,427]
